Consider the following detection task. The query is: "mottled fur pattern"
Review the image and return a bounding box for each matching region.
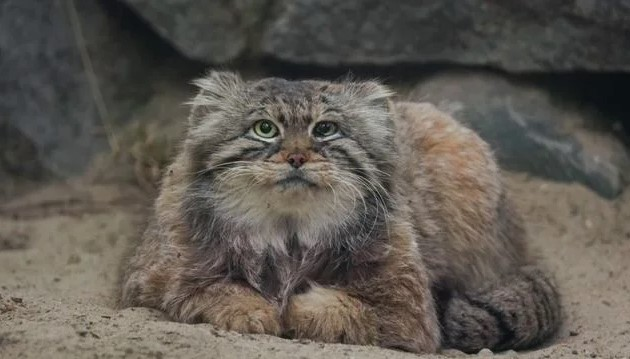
[121,71,561,353]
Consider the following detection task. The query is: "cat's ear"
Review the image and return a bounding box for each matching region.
[342,80,394,110]
[187,71,243,125]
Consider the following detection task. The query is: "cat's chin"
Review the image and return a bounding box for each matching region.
[275,176,317,190]
[273,171,319,191]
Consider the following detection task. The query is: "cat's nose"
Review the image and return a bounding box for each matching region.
[286,153,308,168]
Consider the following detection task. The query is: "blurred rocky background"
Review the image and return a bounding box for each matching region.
[2,0,630,198]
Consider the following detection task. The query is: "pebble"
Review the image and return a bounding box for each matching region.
[441,349,467,357]
[584,219,593,229]
[0,301,17,313]
[478,348,494,356]
[10,297,22,304]
[501,350,518,358]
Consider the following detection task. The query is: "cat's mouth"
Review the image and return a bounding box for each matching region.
[275,172,317,189]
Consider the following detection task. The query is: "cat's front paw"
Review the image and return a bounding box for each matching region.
[203,296,281,335]
[283,286,377,345]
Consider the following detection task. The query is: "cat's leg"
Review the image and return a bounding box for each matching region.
[121,224,281,335]
[283,285,377,345]
[283,225,441,353]
[125,268,281,334]
[125,261,282,335]
[167,281,282,335]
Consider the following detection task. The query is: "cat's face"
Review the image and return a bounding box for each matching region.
[185,72,397,228]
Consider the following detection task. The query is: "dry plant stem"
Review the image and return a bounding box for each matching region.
[65,0,119,153]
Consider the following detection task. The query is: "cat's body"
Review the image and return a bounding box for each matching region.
[121,72,561,353]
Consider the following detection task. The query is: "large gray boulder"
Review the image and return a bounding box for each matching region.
[120,0,630,71]
[408,72,630,198]
[0,0,156,178]
[122,0,269,63]
[262,0,630,71]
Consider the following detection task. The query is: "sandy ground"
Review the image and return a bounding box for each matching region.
[1,172,629,359]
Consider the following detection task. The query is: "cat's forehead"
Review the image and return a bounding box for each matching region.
[247,78,329,106]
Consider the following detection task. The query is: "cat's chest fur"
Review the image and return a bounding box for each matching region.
[226,226,345,303]
[219,218,390,305]
[187,191,386,302]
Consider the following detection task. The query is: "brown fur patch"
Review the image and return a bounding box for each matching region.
[175,282,281,335]
[283,286,377,345]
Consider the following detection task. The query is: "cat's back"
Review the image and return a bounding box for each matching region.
[392,101,527,288]
[393,101,500,205]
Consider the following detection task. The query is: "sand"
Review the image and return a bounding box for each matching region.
[1,172,629,359]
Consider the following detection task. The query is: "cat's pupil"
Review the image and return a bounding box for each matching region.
[260,121,272,133]
[314,122,335,137]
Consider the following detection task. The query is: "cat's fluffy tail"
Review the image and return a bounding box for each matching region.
[441,266,562,353]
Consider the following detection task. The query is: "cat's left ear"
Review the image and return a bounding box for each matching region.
[187,70,243,125]
[343,80,394,110]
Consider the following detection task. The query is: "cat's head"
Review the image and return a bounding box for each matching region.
[184,71,397,229]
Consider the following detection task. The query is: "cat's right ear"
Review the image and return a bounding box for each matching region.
[187,71,243,125]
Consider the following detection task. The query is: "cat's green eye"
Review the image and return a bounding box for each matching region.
[253,120,279,139]
[312,121,339,139]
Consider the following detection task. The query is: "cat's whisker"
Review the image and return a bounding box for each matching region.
[344,172,391,241]
[191,160,253,176]
[333,173,367,216]
[342,167,392,178]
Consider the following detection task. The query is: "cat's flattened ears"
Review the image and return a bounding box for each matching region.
[316,80,394,110]
[344,81,394,107]
[188,71,244,125]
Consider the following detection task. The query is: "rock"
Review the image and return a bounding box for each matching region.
[0,301,17,314]
[478,348,494,356]
[10,297,23,304]
[117,0,630,71]
[0,0,158,178]
[500,350,518,358]
[441,348,468,357]
[262,0,630,71]
[408,71,629,198]
[122,0,269,63]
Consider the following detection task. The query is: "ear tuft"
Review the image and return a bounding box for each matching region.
[343,80,394,106]
[191,71,242,101]
[187,71,243,125]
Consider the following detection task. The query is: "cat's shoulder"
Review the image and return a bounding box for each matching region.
[393,101,501,210]
[393,101,495,170]
[393,102,486,153]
